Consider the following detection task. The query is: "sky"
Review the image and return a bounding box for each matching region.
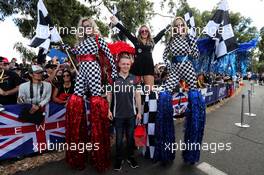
[0,0,263,63]
[0,15,37,62]
[188,0,264,30]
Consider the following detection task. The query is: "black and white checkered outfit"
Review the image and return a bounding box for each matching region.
[165,61,197,90]
[75,61,102,96]
[163,34,199,90]
[69,36,117,96]
[142,91,158,159]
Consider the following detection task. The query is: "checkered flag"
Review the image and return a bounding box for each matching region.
[184,11,196,37]
[29,0,61,52]
[203,0,237,58]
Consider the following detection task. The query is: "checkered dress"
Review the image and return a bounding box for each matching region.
[70,36,117,96]
[163,34,199,90]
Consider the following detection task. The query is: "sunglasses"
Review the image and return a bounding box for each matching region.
[63,74,70,77]
[140,29,149,34]
[175,24,185,27]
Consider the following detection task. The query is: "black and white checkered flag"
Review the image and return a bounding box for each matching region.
[29,0,61,53]
[204,0,237,58]
[184,11,196,37]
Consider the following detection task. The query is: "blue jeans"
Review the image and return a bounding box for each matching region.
[114,116,136,161]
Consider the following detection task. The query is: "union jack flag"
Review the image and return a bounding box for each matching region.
[0,102,66,160]
[172,92,188,116]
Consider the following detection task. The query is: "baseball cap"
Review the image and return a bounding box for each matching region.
[0,57,9,63]
[30,65,43,73]
[45,63,57,69]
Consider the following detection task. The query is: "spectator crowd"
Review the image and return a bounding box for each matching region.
[0,56,75,110]
[0,56,248,109]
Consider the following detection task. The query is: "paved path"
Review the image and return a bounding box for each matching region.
[15,81,264,175]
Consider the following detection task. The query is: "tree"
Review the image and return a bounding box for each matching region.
[0,0,97,46]
[1,0,155,43]
[160,0,258,43]
[100,0,154,41]
[0,1,32,21]
[257,61,264,73]
[13,42,36,62]
[232,13,258,43]
[257,27,264,62]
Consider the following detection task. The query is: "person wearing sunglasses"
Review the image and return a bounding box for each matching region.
[52,70,74,104]
[110,16,170,91]
[156,16,206,165]
[63,17,117,171]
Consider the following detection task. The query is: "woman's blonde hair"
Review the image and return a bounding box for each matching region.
[76,17,100,44]
[171,16,188,36]
[137,25,154,46]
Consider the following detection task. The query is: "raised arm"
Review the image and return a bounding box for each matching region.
[61,43,83,55]
[163,41,171,71]
[110,16,137,44]
[188,35,200,59]
[153,25,171,44]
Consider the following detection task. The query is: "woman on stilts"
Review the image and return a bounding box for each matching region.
[155,16,206,164]
[64,17,117,171]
